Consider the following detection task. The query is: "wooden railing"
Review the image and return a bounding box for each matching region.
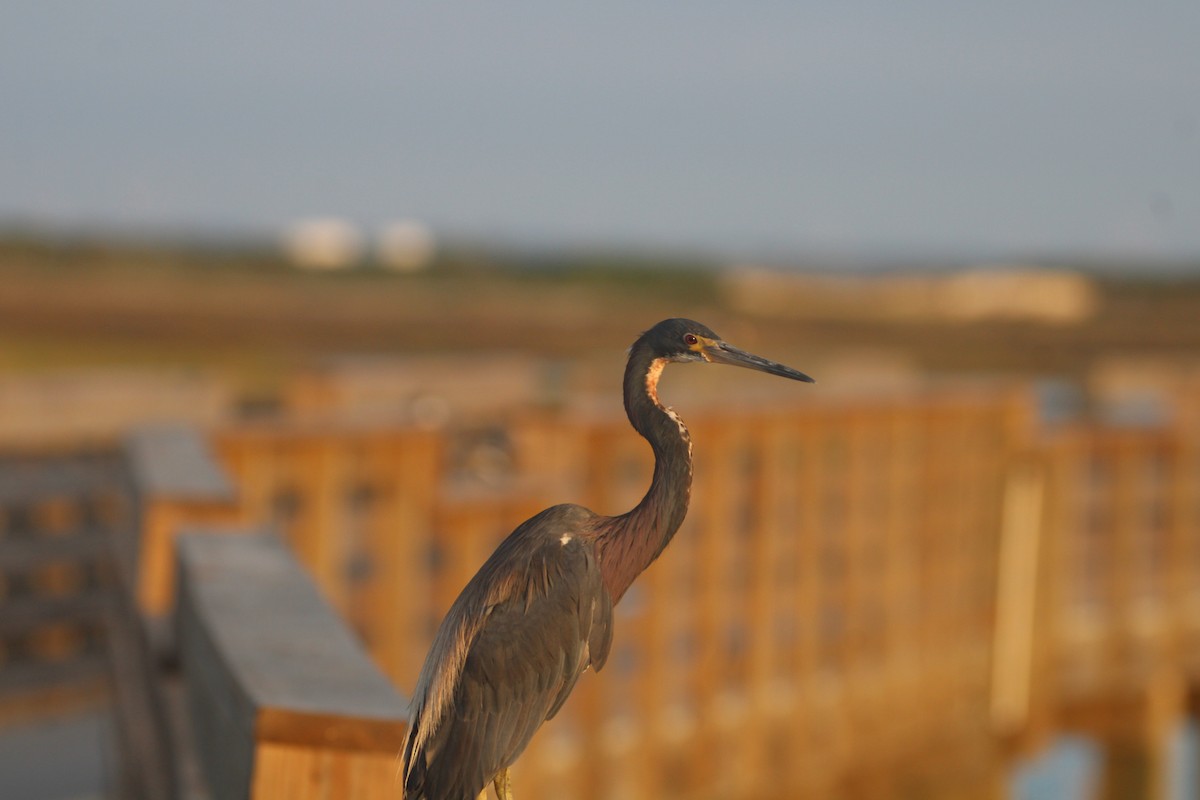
[158,386,1026,800]
[1042,426,1200,690]
[107,427,243,798]
[1027,424,1200,796]
[0,450,125,725]
[212,422,443,685]
[75,379,1200,799]
[515,390,1027,799]
[175,530,408,800]
[101,428,410,799]
[122,425,243,616]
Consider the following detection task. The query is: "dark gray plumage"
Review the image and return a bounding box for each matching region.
[401,319,812,800]
[402,505,612,800]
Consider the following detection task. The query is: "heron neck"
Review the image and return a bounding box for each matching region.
[598,348,694,602]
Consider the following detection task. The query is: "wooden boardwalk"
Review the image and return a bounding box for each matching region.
[5,380,1200,798]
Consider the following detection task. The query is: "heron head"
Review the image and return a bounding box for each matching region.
[638,318,815,383]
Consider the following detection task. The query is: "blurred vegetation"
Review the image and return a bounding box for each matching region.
[3,230,1200,397]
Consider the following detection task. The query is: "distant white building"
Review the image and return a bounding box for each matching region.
[281,218,365,270]
[721,264,1099,324]
[376,220,436,272]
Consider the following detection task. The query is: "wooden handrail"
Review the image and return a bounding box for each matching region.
[126,425,238,502]
[123,426,242,615]
[175,530,409,800]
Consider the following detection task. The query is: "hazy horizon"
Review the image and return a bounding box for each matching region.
[3,2,1198,265]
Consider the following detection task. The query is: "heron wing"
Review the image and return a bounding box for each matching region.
[403,504,612,800]
[545,572,613,720]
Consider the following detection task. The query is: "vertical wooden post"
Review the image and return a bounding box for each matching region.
[1164,437,1188,662]
[124,426,242,617]
[990,459,1046,735]
[1143,669,1187,800]
[691,417,734,797]
[793,412,829,793]
[289,435,344,608]
[744,414,783,796]
[365,429,441,688]
[1110,435,1139,676]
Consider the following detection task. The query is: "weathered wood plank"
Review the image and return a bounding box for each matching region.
[0,652,109,697]
[106,574,180,800]
[0,590,112,637]
[990,460,1046,734]
[175,530,409,800]
[0,452,124,504]
[121,426,242,615]
[0,526,112,572]
[125,426,236,503]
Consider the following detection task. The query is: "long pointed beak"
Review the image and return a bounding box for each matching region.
[706,341,815,383]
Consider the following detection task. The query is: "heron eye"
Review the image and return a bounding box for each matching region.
[683,333,699,346]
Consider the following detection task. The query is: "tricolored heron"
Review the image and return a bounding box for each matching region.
[401,318,813,800]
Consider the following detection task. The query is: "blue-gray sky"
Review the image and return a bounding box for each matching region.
[2,2,1198,261]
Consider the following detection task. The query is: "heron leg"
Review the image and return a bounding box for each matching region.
[492,768,514,800]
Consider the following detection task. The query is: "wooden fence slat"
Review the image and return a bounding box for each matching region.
[990,460,1046,734]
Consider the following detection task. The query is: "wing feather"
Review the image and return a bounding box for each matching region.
[402,504,614,800]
